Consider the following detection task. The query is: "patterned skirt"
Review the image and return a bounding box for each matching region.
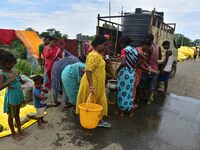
[117,67,135,111]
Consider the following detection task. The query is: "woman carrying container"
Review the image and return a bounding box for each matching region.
[76,36,111,128]
[116,36,138,117]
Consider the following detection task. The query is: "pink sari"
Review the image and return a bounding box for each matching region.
[133,47,144,97]
[44,45,62,88]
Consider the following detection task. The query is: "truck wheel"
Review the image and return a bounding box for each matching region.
[169,62,177,78]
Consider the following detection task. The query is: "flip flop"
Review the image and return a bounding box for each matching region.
[97,121,111,128]
[64,103,73,108]
[71,108,76,114]
[54,101,61,107]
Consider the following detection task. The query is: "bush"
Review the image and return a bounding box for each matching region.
[9,40,27,59]
[15,59,31,76]
[33,66,43,75]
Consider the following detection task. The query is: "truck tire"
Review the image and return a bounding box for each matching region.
[169,62,177,78]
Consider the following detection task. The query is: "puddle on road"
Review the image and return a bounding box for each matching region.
[58,92,200,150]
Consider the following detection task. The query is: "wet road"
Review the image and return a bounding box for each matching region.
[57,92,200,150]
[2,60,200,149]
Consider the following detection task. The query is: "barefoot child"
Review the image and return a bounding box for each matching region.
[157,41,173,95]
[32,75,48,128]
[0,50,26,140]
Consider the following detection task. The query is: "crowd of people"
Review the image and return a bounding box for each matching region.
[0,33,174,140]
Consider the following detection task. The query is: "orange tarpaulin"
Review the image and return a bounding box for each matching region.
[15,30,43,58]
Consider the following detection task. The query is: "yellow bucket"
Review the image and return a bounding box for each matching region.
[79,94,103,129]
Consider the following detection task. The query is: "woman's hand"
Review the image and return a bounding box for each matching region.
[86,71,94,95]
[90,86,95,95]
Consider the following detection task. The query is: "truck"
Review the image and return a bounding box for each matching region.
[97,8,179,78]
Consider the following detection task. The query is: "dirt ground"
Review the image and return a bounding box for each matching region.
[0,59,200,150]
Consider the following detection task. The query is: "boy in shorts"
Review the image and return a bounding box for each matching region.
[157,41,173,95]
[33,75,48,128]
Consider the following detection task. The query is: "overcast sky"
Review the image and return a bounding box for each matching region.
[0,0,199,40]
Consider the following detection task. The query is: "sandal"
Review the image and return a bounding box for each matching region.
[71,108,76,114]
[97,121,111,128]
[64,103,73,108]
[54,101,61,107]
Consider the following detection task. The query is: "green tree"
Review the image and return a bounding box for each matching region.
[40,31,50,38]
[175,33,192,46]
[193,39,200,46]
[88,35,96,41]
[62,34,68,39]
[76,33,95,41]
[9,40,27,59]
[47,28,62,38]
[25,27,39,35]
[40,28,68,39]
[15,59,31,76]
[103,23,117,29]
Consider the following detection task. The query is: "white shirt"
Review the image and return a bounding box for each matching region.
[164,55,173,72]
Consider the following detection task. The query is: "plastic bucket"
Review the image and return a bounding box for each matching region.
[79,103,103,129]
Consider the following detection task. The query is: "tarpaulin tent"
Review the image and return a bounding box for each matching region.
[0,90,38,138]
[178,46,195,61]
[178,51,188,61]
[15,30,43,58]
[0,29,17,45]
[0,29,43,58]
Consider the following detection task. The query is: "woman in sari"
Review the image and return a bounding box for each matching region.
[43,37,62,88]
[61,56,86,111]
[116,36,138,117]
[76,36,111,128]
[51,50,79,106]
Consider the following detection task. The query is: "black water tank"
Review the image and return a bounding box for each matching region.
[122,13,151,47]
[135,8,142,14]
[122,8,164,47]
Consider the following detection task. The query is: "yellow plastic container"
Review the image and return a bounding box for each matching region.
[79,103,103,129]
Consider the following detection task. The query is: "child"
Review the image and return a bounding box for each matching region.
[0,49,26,140]
[32,75,48,128]
[157,41,173,95]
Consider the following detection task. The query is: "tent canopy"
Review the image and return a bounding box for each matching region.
[0,29,43,58]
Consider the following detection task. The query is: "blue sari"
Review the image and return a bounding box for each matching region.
[51,54,79,94]
[117,46,138,111]
[61,62,85,105]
